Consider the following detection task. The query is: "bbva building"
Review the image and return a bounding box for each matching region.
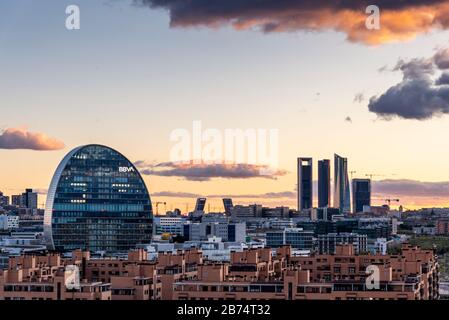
[43,145,153,252]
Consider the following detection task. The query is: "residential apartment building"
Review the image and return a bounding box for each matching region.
[437,218,449,235]
[174,244,439,300]
[1,244,439,301]
[0,248,203,300]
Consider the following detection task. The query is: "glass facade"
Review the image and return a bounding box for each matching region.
[318,159,330,208]
[334,154,351,214]
[298,158,313,210]
[266,230,313,250]
[44,145,153,252]
[352,179,371,213]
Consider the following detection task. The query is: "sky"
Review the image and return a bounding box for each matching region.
[2,0,449,211]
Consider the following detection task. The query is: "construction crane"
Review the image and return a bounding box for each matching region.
[154,201,166,215]
[384,198,399,206]
[365,173,385,180]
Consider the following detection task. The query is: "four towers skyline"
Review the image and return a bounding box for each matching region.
[298,154,362,214]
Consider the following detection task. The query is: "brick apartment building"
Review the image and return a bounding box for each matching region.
[437,218,449,235]
[0,244,439,300]
[173,244,439,300]
[0,249,202,300]
[0,253,111,300]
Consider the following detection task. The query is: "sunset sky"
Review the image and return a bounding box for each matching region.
[2,0,449,211]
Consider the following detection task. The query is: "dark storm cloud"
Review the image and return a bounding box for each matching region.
[434,48,449,70]
[393,58,435,80]
[436,72,449,85]
[0,128,65,151]
[135,161,287,181]
[134,0,449,45]
[368,49,449,120]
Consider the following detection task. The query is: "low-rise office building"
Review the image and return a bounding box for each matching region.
[266,228,313,250]
[183,221,246,243]
[317,233,368,254]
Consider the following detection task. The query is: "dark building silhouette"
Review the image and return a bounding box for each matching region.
[352,179,371,213]
[222,198,233,215]
[298,158,313,210]
[194,198,207,212]
[318,159,331,208]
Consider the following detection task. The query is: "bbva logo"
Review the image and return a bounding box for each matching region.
[119,166,135,173]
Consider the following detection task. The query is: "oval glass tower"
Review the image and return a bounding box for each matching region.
[44,145,153,252]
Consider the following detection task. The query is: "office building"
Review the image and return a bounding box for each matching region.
[230,204,263,220]
[352,179,371,213]
[318,159,331,208]
[11,189,38,209]
[22,189,38,210]
[0,192,9,207]
[0,215,19,230]
[183,221,246,243]
[11,195,21,207]
[334,154,350,214]
[43,144,153,252]
[317,233,367,254]
[266,228,313,250]
[298,158,313,210]
[262,206,289,218]
[315,207,341,221]
[194,198,206,212]
[153,216,185,236]
[222,198,233,215]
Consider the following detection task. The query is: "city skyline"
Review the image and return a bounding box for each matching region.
[2,1,449,305]
[3,1,449,210]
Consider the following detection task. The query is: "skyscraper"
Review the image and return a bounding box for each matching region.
[318,159,331,208]
[222,198,234,215]
[352,179,371,213]
[194,198,207,212]
[298,158,313,210]
[334,154,350,214]
[44,144,153,252]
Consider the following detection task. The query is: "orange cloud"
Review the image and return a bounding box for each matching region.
[138,1,449,45]
[0,127,65,151]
